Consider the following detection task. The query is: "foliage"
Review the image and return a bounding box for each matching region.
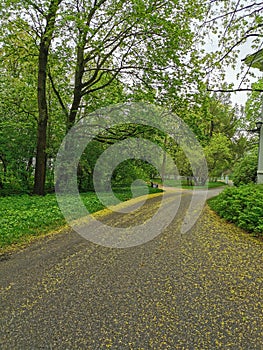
[209,185,263,235]
[204,1,263,91]
[171,92,244,182]
[204,133,232,178]
[0,1,257,198]
[245,78,263,128]
[0,0,209,194]
[112,159,157,185]
[232,150,258,186]
[0,23,38,191]
[175,132,233,184]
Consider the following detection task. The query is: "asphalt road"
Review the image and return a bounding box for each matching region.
[1,189,263,349]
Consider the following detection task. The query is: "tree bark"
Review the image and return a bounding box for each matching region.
[33,0,61,195]
[67,43,85,131]
[34,41,48,195]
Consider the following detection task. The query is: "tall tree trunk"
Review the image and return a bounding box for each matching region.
[34,43,49,195]
[33,0,61,195]
[54,45,85,193]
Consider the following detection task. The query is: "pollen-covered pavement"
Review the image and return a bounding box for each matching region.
[0,190,262,349]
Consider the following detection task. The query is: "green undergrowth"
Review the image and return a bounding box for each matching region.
[154,179,226,189]
[208,184,263,236]
[0,186,162,249]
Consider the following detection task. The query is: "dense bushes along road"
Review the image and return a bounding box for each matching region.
[209,185,263,236]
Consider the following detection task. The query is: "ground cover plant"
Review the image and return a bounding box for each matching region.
[0,186,162,249]
[208,185,263,236]
[154,179,226,189]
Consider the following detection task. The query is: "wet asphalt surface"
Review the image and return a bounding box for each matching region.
[0,189,262,349]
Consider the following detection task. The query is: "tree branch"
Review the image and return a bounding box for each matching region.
[206,33,261,73]
[207,88,263,93]
[221,0,241,41]
[48,71,69,119]
[204,2,263,24]
[81,70,121,95]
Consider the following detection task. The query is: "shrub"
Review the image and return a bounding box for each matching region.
[232,152,257,186]
[209,185,263,235]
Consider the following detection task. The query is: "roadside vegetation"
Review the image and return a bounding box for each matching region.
[231,150,258,186]
[209,185,263,236]
[154,179,226,189]
[0,185,162,250]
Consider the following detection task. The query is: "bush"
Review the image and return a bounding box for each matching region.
[209,185,263,235]
[232,151,257,186]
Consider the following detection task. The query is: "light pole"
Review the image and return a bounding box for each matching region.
[243,49,263,184]
[248,120,263,184]
[256,120,263,184]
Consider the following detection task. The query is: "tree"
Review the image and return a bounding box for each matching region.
[34,0,63,195]
[1,0,208,194]
[204,133,232,178]
[232,149,258,186]
[0,22,38,192]
[1,0,64,195]
[170,91,245,182]
[245,78,263,128]
[50,0,206,127]
[203,1,263,92]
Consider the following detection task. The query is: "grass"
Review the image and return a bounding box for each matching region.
[154,179,226,189]
[0,185,162,250]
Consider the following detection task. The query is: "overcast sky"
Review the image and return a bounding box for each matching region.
[205,35,262,107]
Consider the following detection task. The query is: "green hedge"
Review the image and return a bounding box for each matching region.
[208,185,263,235]
[231,151,257,186]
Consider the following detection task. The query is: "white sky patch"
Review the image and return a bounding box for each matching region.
[201,0,263,107]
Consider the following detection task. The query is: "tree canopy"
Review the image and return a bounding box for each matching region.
[203,0,263,92]
[0,1,260,194]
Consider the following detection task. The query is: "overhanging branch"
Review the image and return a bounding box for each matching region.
[204,2,263,24]
[207,88,263,93]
